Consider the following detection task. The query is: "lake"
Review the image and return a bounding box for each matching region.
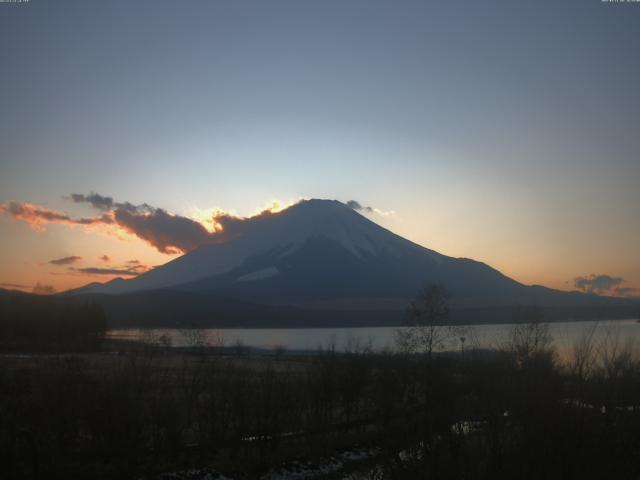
[108,319,640,358]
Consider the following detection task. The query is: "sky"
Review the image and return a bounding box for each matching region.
[0,0,638,296]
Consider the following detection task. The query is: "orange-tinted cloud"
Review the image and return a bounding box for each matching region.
[98,254,111,262]
[0,201,114,232]
[2,194,289,255]
[0,282,31,290]
[72,192,278,253]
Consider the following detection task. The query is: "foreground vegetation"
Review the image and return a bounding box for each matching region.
[2,289,640,478]
[0,294,106,352]
[2,321,640,479]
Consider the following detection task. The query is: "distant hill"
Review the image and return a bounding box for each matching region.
[0,287,29,297]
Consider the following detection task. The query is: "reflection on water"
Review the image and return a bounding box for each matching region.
[108,319,640,359]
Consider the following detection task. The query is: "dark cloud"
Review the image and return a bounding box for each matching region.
[71,259,151,277]
[125,260,150,273]
[2,197,215,254]
[573,274,625,295]
[114,207,215,254]
[69,192,114,210]
[346,199,396,216]
[212,212,259,239]
[347,200,373,213]
[49,255,83,266]
[128,265,148,273]
[112,205,280,254]
[70,193,154,215]
[72,267,139,276]
[70,192,231,253]
[1,196,213,254]
[98,255,110,262]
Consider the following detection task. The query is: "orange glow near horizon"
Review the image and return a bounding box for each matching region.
[0,199,303,294]
[0,198,637,298]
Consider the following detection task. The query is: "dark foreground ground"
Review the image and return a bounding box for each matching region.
[3,327,640,480]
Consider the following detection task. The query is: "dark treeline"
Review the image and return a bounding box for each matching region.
[2,330,640,479]
[0,294,106,352]
[88,289,639,329]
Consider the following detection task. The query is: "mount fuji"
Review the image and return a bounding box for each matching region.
[68,199,635,327]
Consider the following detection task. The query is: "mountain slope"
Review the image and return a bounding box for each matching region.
[68,199,636,321]
[181,235,524,304]
[72,199,523,300]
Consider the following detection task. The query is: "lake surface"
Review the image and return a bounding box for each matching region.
[108,319,640,358]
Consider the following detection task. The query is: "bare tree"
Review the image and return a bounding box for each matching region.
[181,328,207,348]
[273,344,286,360]
[568,321,599,382]
[504,305,554,367]
[233,338,247,356]
[396,284,458,359]
[209,330,225,354]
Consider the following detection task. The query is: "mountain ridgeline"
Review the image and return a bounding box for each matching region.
[66,199,636,327]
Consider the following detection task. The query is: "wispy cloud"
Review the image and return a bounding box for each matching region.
[347,200,372,213]
[48,255,83,266]
[71,267,139,276]
[347,199,395,217]
[0,201,113,232]
[71,260,151,277]
[98,254,110,262]
[0,198,211,254]
[69,192,115,211]
[0,282,31,290]
[126,260,150,274]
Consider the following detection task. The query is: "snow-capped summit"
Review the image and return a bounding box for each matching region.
[215,198,439,259]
